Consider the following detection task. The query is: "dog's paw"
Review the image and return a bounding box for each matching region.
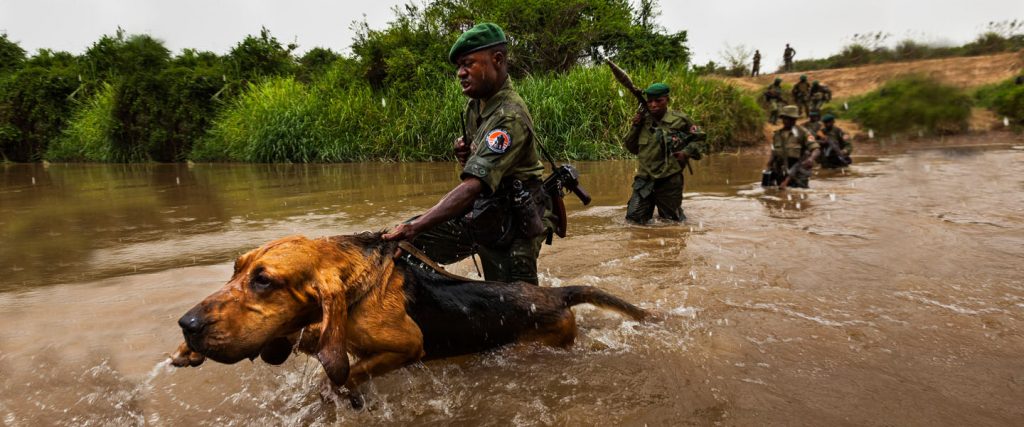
[169,342,206,367]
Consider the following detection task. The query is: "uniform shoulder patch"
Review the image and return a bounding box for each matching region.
[485,128,512,153]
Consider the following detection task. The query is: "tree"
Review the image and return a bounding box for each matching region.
[0,33,26,75]
[226,27,297,82]
[718,43,752,77]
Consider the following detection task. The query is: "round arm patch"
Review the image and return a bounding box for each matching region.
[485,129,512,153]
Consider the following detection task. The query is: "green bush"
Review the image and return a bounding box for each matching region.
[0,50,82,161]
[846,75,972,135]
[976,76,1024,124]
[192,63,762,163]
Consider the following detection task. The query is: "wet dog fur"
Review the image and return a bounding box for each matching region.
[170,233,647,405]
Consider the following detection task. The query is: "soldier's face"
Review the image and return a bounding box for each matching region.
[647,96,668,118]
[456,50,501,98]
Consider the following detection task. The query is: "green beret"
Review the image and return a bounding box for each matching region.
[448,23,507,64]
[812,80,820,85]
[644,82,670,98]
[809,110,821,117]
[822,114,836,122]
[800,75,807,81]
[774,77,782,84]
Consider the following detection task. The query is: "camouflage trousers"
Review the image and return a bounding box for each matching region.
[769,157,810,188]
[768,100,781,124]
[795,99,810,117]
[810,98,826,113]
[411,217,547,285]
[626,174,685,223]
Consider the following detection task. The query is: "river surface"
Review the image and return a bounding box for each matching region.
[1,133,1023,426]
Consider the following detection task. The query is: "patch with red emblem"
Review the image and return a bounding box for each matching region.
[485,129,511,153]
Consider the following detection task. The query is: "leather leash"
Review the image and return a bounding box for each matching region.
[397,241,483,282]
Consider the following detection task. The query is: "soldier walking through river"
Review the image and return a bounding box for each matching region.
[623,83,707,223]
[751,50,761,77]
[792,75,811,117]
[763,105,820,189]
[809,80,832,113]
[783,43,796,71]
[383,23,553,285]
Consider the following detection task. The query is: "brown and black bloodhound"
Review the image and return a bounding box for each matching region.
[170,232,647,407]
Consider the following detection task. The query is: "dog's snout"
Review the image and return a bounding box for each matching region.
[178,313,209,335]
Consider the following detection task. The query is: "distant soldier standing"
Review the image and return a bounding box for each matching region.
[624,83,707,223]
[763,77,785,124]
[764,105,820,189]
[783,43,796,71]
[751,50,761,77]
[792,75,811,117]
[818,114,853,169]
[809,80,832,113]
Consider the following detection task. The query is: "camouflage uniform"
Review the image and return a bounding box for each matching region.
[751,51,761,77]
[801,114,823,136]
[783,45,796,71]
[818,123,853,169]
[412,79,553,284]
[768,123,819,188]
[792,78,811,117]
[763,81,785,124]
[809,82,832,113]
[624,110,706,223]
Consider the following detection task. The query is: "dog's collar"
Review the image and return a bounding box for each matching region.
[397,241,484,282]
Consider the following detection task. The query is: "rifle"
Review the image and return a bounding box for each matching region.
[542,164,591,238]
[820,134,852,167]
[603,56,694,175]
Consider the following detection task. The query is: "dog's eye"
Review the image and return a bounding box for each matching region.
[250,273,275,292]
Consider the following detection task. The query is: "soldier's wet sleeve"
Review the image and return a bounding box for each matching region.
[677,118,706,160]
[840,131,853,154]
[460,112,531,195]
[624,123,641,155]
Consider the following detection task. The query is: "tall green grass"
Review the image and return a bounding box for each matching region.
[845,75,972,135]
[192,63,763,163]
[47,83,118,162]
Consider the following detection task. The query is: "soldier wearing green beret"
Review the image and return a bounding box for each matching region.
[384,23,553,285]
[764,105,820,189]
[623,82,707,223]
[818,114,853,169]
[792,75,812,117]
[763,78,785,124]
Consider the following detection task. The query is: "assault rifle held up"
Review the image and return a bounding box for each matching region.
[603,55,695,175]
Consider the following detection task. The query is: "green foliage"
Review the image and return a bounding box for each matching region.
[296,47,341,83]
[0,50,82,161]
[846,76,973,135]
[192,63,762,163]
[0,34,26,75]
[47,83,117,162]
[226,27,298,82]
[976,75,1024,124]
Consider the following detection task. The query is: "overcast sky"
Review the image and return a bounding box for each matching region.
[1,0,1022,71]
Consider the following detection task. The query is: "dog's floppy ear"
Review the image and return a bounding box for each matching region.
[315,273,350,386]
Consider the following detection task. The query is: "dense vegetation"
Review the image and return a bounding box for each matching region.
[975,74,1024,126]
[1,0,753,163]
[783,21,1024,73]
[843,76,973,136]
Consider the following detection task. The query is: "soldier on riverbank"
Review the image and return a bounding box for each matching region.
[764,105,820,189]
[783,44,796,71]
[752,50,761,77]
[623,83,707,224]
[792,75,811,117]
[383,23,553,285]
[809,80,832,113]
[764,78,785,124]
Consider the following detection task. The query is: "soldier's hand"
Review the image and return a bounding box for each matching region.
[454,136,471,166]
[801,158,815,169]
[383,223,418,242]
[631,111,644,126]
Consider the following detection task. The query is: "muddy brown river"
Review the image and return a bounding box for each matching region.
[1,133,1022,425]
